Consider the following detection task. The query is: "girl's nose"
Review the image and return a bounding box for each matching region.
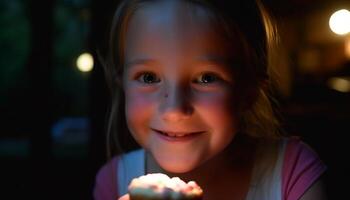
[159,86,194,122]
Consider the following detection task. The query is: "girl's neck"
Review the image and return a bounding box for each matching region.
[145,134,257,194]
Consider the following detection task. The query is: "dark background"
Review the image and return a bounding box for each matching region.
[0,0,349,199]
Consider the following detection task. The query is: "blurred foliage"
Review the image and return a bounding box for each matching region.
[0,0,29,104]
[0,0,91,116]
[53,0,91,116]
[0,0,92,157]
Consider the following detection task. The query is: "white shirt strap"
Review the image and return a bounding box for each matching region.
[245,138,287,200]
[117,149,145,195]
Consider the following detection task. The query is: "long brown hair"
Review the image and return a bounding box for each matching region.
[102,0,284,159]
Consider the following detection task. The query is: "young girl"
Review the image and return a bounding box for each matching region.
[94,0,327,199]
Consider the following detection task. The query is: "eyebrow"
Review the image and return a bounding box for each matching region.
[196,54,232,73]
[196,55,230,66]
[125,55,231,69]
[125,58,159,68]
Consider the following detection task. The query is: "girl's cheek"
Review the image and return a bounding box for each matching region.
[194,91,236,120]
[125,88,158,119]
[195,89,234,109]
[124,89,157,142]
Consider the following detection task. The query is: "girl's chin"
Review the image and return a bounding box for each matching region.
[152,153,202,174]
[158,160,197,174]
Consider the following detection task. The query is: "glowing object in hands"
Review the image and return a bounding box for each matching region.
[128,173,203,200]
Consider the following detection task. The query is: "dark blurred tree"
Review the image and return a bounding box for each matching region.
[53,0,91,117]
[0,0,29,106]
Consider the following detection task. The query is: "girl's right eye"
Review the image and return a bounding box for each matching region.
[136,72,160,84]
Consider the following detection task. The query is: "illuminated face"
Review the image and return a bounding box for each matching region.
[123,0,238,173]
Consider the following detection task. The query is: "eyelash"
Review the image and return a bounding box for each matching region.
[135,71,160,84]
[134,71,222,85]
[193,72,221,85]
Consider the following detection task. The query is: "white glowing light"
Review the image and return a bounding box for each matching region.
[76,53,94,72]
[327,77,350,93]
[329,9,350,35]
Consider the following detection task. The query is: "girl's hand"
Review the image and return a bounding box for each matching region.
[118,194,130,200]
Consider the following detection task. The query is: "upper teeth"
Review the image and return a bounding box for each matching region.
[163,131,186,137]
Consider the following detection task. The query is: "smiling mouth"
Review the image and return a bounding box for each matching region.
[152,129,204,138]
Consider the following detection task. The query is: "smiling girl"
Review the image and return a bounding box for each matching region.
[93,1,327,200]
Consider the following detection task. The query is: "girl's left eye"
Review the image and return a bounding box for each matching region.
[194,73,220,84]
[136,72,160,84]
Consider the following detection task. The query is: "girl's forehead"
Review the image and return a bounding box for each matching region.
[129,1,215,34]
[124,0,236,63]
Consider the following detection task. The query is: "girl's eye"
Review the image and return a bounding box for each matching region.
[195,73,219,84]
[137,72,160,84]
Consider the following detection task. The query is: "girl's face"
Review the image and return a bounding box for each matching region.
[123,0,238,173]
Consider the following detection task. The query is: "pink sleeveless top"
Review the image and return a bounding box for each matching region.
[93,137,327,200]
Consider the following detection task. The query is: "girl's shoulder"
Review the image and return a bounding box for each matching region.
[246,136,327,200]
[96,149,145,175]
[93,149,145,200]
[282,136,326,175]
[259,135,324,162]
[93,156,119,200]
[281,136,327,200]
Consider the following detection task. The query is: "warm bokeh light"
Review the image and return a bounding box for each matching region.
[329,9,350,35]
[327,77,350,93]
[76,53,94,72]
[345,37,350,59]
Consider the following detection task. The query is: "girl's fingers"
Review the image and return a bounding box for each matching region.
[118,194,130,200]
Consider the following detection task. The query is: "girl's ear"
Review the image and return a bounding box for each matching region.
[259,79,269,92]
[240,88,258,111]
[114,68,124,90]
[240,79,268,111]
[115,75,123,89]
